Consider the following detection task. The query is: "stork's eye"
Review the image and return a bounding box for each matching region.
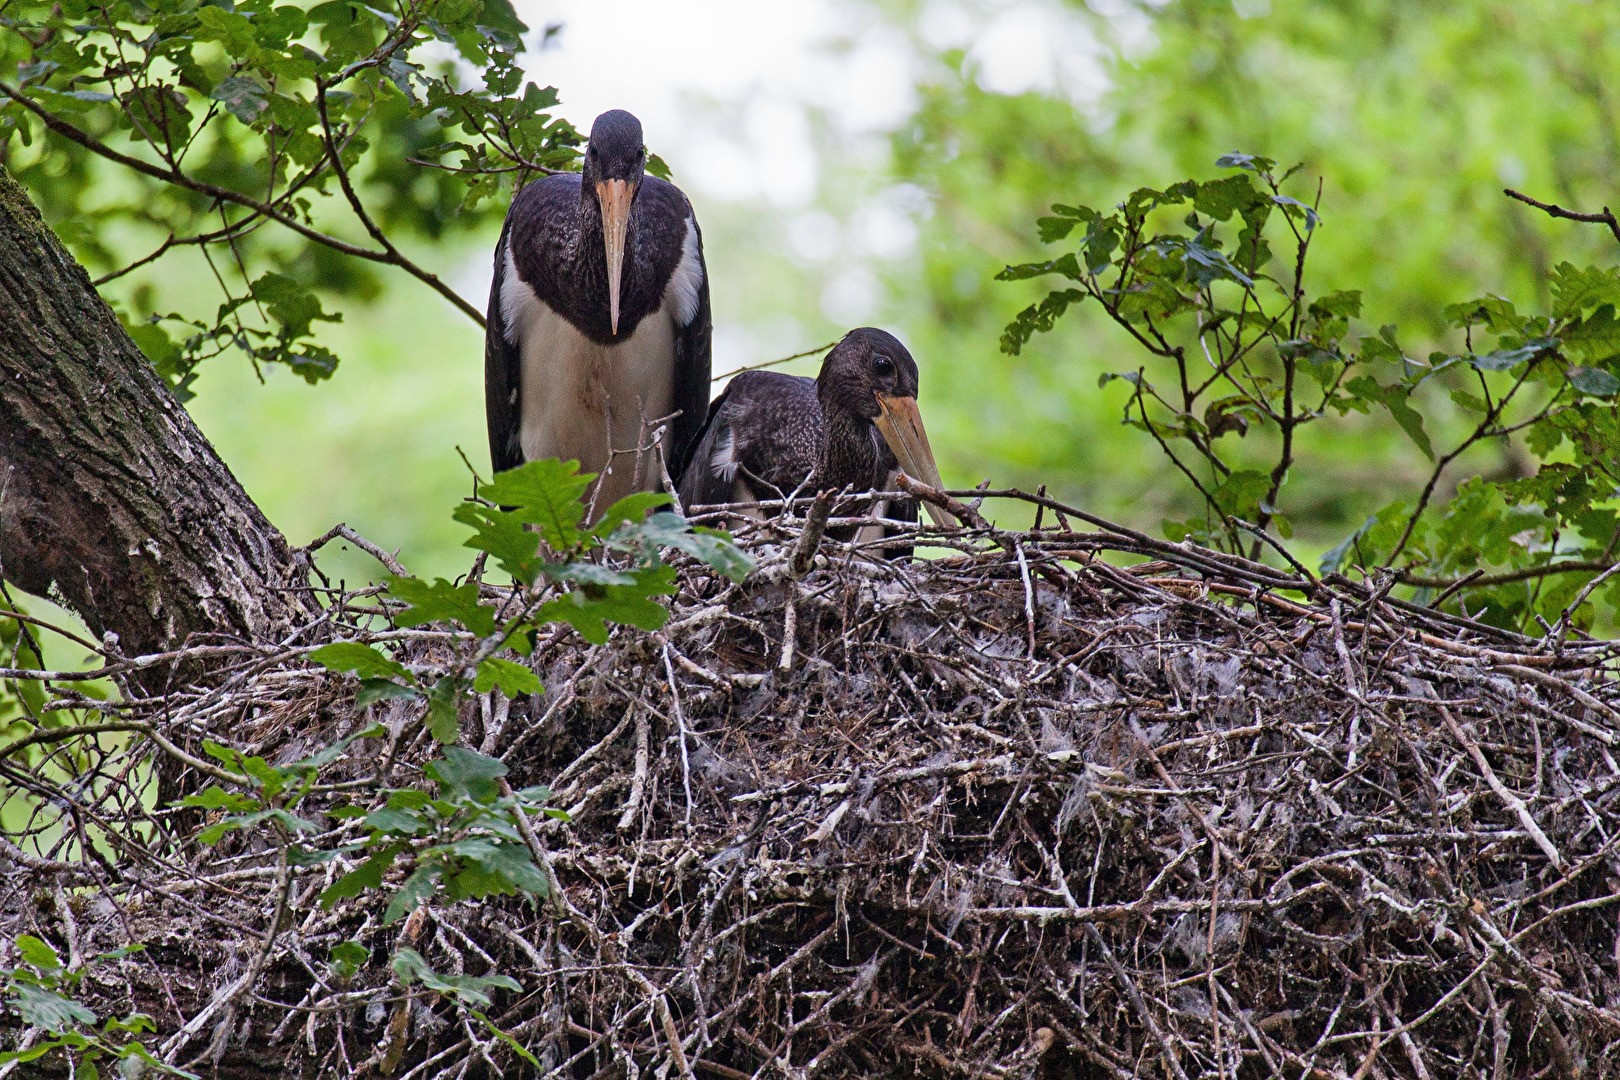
[587,146,598,158]
[873,355,895,377]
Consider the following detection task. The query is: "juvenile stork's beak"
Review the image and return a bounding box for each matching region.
[595,179,636,335]
[874,393,952,528]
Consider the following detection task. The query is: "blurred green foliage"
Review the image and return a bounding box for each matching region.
[884,0,1620,552]
[185,268,488,584]
[1000,151,1620,630]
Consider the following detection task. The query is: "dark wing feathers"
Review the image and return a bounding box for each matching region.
[675,376,743,510]
[484,220,525,475]
[667,215,712,483]
[726,373,821,495]
[677,372,821,508]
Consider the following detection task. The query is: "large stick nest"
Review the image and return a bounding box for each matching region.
[5,495,1620,1079]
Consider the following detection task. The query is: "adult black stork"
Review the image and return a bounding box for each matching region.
[485,109,711,510]
[677,328,952,535]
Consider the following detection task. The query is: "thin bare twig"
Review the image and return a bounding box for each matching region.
[1505,188,1620,246]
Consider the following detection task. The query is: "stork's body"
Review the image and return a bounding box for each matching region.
[678,328,950,539]
[485,111,711,509]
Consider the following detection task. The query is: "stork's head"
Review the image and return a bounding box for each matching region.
[582,109,647,336]
[818,329,919,420]
[818,328,951,527]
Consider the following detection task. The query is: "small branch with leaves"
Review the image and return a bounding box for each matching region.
[0,0,584,392]
[997,154,1620,634]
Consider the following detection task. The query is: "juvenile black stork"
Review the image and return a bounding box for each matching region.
[677,328,952,535]
[485,109,711,509]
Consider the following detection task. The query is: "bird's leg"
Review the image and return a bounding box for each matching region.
[584,399,617,524]
[629,402,652,496]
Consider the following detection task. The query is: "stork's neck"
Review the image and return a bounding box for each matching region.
[817,408,885,494]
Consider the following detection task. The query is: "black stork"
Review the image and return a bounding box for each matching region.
[485,109,712,510]
[677,328,952,535]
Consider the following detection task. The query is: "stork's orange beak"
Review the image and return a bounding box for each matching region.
[595,179,636,335]
[874,393,951,528]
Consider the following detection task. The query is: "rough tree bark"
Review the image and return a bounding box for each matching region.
[0,165,315,667]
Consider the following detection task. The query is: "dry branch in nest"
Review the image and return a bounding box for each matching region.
[5,492,1620,1079]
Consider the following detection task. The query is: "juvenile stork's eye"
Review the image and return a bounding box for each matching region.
[873,355,895,377]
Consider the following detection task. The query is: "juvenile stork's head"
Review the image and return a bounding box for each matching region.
[581,109,647,336]
[817,328,951,527]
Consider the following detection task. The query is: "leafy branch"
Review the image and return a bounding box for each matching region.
[0,0,582,394]
[1001,154,1620,632]
[0,936,192,1077]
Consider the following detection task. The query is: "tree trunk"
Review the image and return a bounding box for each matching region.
[0,166,315,668]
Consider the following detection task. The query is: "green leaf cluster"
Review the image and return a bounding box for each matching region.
[392,947,535,1061]
[311,459,752,744]
[0,0,582,394]
[1002,155,1620,631]
[318,746,559,924]
[392,946,520,1007]
[162,459,749,999]
[157,732,559,1031]
[0,935,192,1078]
[177,725,383,845]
